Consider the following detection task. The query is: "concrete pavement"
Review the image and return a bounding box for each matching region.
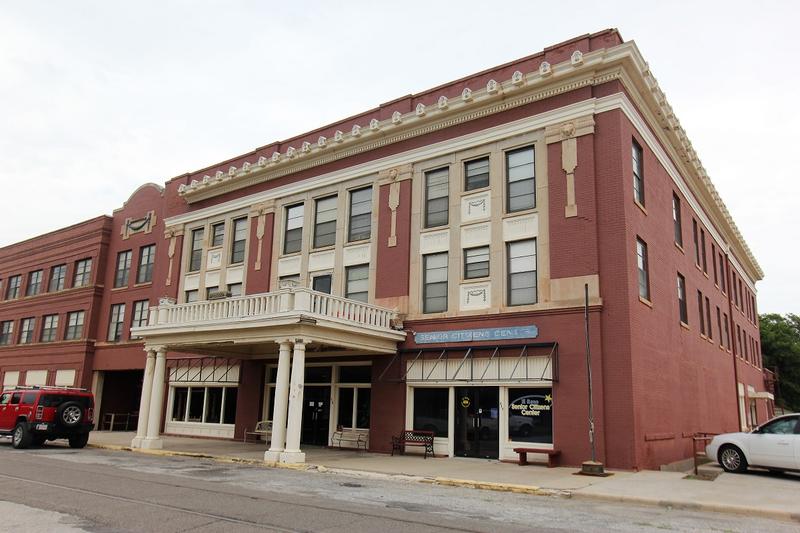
[86,431,800,522]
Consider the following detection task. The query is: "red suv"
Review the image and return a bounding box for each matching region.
[0,386,94,449]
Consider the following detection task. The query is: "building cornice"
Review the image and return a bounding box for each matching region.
[170,40,762,282]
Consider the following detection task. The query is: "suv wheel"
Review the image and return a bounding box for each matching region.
[68,433,89,449]
[11,423,32,449]
[57,401,84,428]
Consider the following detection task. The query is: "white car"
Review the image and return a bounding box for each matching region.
[706,414,799,473]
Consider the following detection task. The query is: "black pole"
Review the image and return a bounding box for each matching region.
[584,283,596,463]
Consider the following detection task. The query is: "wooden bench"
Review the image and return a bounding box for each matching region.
[513,447,560,468]
[331,429,368,450]
[391,429,435,459]
[244,421,272,443]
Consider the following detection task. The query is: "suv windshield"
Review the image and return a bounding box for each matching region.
[38,394,92,408]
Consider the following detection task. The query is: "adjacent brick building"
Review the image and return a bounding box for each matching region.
[0,29,772,469]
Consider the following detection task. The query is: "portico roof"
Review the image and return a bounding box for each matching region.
[132,286,406,357]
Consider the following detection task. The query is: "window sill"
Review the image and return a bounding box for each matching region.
[638,296,653,308]
[634,200,648,215]
[345,238,372,246]
[462,276,491,283]
[502,207,538,220]
[680,321,690,331]
[461,185,492,197]
[674,242,685,254]
[133,282,153,288]
[703,272,710,279]
[279,251,303,259]
[311,245,337,254]
[111,286,129,292]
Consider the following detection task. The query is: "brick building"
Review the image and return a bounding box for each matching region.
[0,29,773,469]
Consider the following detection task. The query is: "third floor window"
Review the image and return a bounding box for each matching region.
[74,258,92,287]
[137,244,155,284]
[314,196,337,248]
[348,187,372,242]
[284,204,304,254]
[672,194,682,247]
[506,146,535,212]
[424,168,449,228]
[26,270,43,296]
[189,228,204,272]
[65,311,85,340]
[114,250,132,288]
[41,314,59,342]
[230,218,247,263]
[49,264,67,292]
[464,157,490,191]
[6,275,21,299]
[636,238,650,301]
[632,140,644,206]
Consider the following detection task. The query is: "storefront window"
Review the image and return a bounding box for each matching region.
[188,388,205,422]
[305,366,332,383]
[339,365,371,383]
[413,388,448,437]
[338,388,354,428]
[336,387,370,429]
[205,387,223,424]
[508,387,553,444]
[172,387,188,421]
[356,388,370,429]
[223,388,237,424]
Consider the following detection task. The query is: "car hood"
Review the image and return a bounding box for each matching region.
[712,431,749,441]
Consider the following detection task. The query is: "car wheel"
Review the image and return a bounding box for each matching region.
[718,444,748,473]
[68,433,89,449]
[11,423,32,449]
[57,401,84,428]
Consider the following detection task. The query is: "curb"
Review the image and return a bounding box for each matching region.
[570,491,800,523]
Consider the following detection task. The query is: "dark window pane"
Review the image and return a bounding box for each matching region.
[465,157,490,191]
[339,365,371,383]
[508,387,553,443]
[506,146,535,212]
[338,388,354,428]
[223,387,237,424]
[305,366,332,383]
[348,187,372,242]
[356,388,371,429]
[172,387,188,421]
[413,388,448,437]
[188,388,204,422]
[284,204,304,254]
[425,168,449,228]
[205,387,223,423]
[312,275,332,294]
[314,196,338,248]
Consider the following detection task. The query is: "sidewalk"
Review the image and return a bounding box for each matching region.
[88,432,800,522]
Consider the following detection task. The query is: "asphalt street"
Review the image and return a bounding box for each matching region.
[0,441,797,532]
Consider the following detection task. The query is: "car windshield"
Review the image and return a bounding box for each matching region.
[37,394,92,408]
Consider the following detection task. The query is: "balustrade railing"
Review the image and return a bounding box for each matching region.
[145,288,397,332]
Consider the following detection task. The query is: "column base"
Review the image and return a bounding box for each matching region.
[130,436,144,449]
[263,449,284,463]
[139,437,163,450]
[279,450,306,464]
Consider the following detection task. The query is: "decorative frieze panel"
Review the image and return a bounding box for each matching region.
[226,265,244,284]
[419,229,450,255]
[278,256,302,276]
[308,250,335,272]
[184,275,200,291]
[461,222,491,248]
[205,270,220,288]
[461,191,491,223]
[121,210,157,240]
[343,244,370,266]
[460,282,491,311]
[503,214,538,242]
[206,249,223,270]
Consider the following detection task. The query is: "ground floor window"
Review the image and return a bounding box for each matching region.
[337,387,371,429]
[413,387,449,437]
[508,387,553,443]
[170,385,237,425]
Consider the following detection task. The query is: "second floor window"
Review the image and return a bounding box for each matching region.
[189,228,204,272]
[65,311,85,340]
[506,146,536,212]
[425,168,449,228]
[108,303,125,342]
[677,273,688,324]
[284,204,304,254]
[692,219,700,266]
[345,265,369,303]
[0,321,14,345]
[636,238,650,301]
[312,274,332,294]
[19,318,35,344]
[230,217,247,263]
[712,243,718,285]
[632,140,644,206]
[465,157,490,191]
[137,244,155,284]
[185,290,199,303]
[508,239,537,306]
[131,300,149,337]
[348,187,372,242]
[464,246,490,279]
[115,250,132,288]
[26,270,43,296]
[423,253,448,313]
[700,229,707,273]
[705,296,712,340]
[49,265,67,292]
[672,194,682,247]
[314,196,338,248]
[719,253,726,293]
[698,291,706,336]
[74,258,92,287]
[227,283,242,297]
[41,314,59,342]
[6,275,21,299]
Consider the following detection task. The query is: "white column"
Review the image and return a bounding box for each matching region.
[280,339,307,463]
[131,349,156,448]
[141,346,167,449]
[264,340,292,462]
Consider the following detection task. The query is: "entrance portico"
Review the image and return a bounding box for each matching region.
[129,286,405,462]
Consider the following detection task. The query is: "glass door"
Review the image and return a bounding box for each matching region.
[454,387,499,459]
[301,386,331,446]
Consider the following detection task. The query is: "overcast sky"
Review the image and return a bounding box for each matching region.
[1,1,797,314]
